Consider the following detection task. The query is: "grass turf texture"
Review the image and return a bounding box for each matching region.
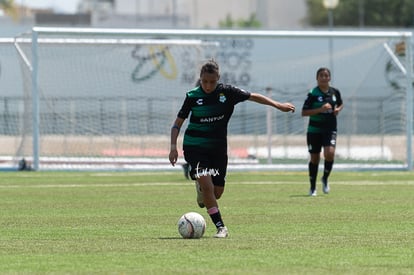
[0,171,413,274]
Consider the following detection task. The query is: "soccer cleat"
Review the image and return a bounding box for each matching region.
[309,189,317,197]
[195,180,205,208]
[321,177,330,194]
[214,226,228,238]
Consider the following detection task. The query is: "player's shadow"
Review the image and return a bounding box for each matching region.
[158,237,207,240]
[290,194,314,198]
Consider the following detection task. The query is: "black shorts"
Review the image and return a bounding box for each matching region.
[183,147,227,187]
[307,131,337,153]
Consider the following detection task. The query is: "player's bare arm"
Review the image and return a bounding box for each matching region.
[248,92,295,112]
[334,103,344,116]
[169,117,185,166]
[301,103,332,116]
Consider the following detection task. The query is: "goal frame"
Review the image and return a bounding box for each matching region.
[28,27,414,171]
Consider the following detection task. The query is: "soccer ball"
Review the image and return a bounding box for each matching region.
[177,212,206,239]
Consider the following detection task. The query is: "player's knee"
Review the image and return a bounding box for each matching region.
[214,187,224,199]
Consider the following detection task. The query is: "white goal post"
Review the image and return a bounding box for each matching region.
[6,27,414,171]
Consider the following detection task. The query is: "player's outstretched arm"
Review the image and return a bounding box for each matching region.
[249,92,295,113]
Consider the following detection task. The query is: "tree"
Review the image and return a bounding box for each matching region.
[306,0,414,27]
[219,13,261,29]
[0,0,18,20]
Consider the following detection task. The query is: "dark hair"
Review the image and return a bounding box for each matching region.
[194,78,201,87]
[200,59,219,77]
[316,67,331,78]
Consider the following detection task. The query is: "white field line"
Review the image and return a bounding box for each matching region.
[0,182,186,188]
[0,180,412,189]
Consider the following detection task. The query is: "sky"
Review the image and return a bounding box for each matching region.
[14,0,81,13]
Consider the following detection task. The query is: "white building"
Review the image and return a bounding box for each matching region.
[78,0,307,29]
[0,0,308,37]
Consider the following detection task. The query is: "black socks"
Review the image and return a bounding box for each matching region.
[308,162,318,191]
[323,160,334,180]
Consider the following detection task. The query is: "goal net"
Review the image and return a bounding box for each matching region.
[13,29,219,170]
[3,28,413,170]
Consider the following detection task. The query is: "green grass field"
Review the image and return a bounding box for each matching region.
[0,170,413,274]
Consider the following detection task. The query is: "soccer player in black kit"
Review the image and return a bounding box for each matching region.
[169,59,295,238]
[302,68,344,197]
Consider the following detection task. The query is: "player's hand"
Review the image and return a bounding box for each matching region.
[169,149,178,166]
[279,102,296,113]
[321,103,332,113]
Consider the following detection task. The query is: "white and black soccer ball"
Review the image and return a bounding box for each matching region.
[177,212,206,239]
